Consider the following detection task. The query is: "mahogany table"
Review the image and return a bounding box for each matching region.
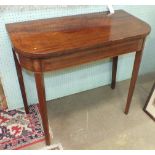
[6,10,151,145]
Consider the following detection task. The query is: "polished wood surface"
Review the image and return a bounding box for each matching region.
[125,50,143,114]
[18,38,143,72]
[6,10,151,145]
[34,71,50,145]
[12,49,29,114]
[6,10,150,58]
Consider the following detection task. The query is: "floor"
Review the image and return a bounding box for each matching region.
[25,73,155,150]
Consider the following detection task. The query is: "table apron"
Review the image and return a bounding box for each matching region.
[18,38,144,72]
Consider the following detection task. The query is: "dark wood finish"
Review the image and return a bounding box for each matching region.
[34,70,50,145]
[124,50,143,114]
[143,82,155,121]
[18,38,143,72]
[6,10,151,145]
[12,49,29,114]
[111,56,118,89]
[6,10,150,59]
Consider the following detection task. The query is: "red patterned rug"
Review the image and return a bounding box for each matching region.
[0,105,45,150]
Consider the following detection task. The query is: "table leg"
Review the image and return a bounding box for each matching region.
[34,72,51,145]
[124,51,143,114]
[12,49,29,114]
[111,56,118,89]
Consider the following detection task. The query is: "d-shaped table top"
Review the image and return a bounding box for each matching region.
[5,9,151,146]
[6,10,150,58]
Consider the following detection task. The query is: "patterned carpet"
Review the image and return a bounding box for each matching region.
[0,105,45,150]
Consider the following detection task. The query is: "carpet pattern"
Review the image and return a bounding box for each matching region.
[0,105,45,150]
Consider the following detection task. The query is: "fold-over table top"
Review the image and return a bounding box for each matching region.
[6,10,150,58]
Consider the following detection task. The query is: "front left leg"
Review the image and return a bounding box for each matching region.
[34,72,51,145]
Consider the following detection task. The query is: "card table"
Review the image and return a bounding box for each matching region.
[6,10,151,145]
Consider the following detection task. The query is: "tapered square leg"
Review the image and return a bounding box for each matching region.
[34,72,51,145]
[12,49,29,114]
[111,56,118,89]
[124,51,143,114]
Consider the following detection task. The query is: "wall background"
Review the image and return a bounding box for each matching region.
[0,5,155,109]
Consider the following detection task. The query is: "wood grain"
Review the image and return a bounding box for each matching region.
[12,49,29,114]
[6,10,150,58]
[124,50,143,114]
[18,38,143,72]
[34,71,51,145]
[6,10,151,145]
